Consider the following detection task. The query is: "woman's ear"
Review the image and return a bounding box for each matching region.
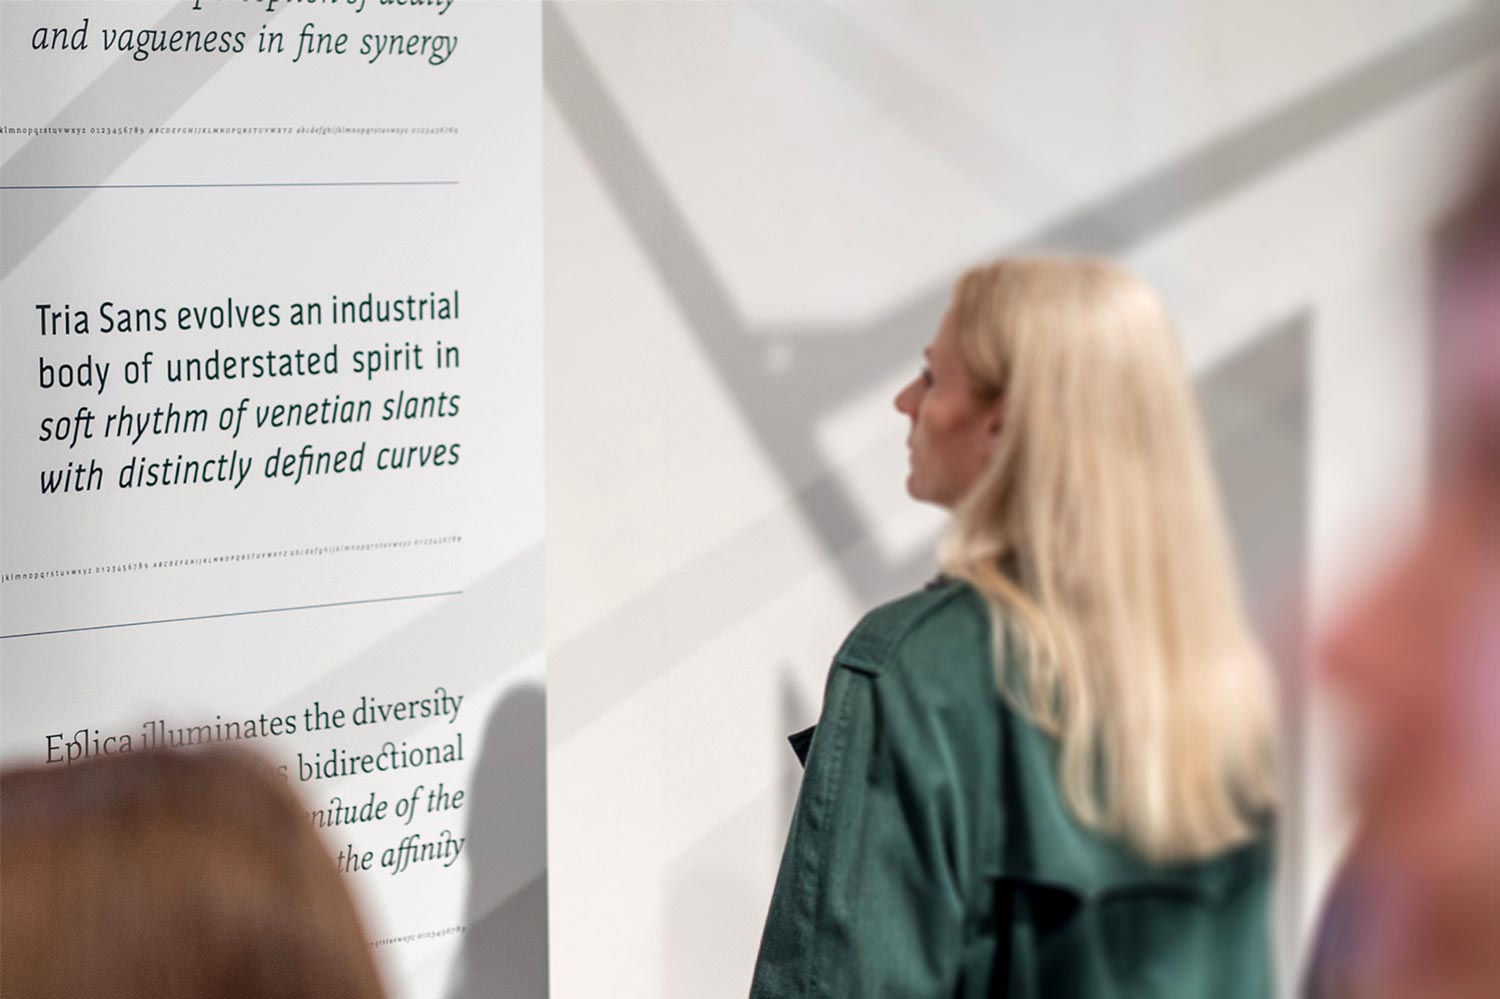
[981,395,1006,461]
[985,395,1006,439]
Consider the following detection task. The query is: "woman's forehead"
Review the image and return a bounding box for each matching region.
[931,309,961,350]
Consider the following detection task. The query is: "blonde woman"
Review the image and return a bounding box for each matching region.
[750,257,1280,998]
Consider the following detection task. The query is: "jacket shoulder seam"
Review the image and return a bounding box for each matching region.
[832,580,971,676]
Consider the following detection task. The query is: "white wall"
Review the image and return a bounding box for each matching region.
[543,3,1500,995]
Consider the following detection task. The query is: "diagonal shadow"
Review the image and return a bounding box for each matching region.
[750,0,1065,202]
[548,309,1310,744]
[546,1,1497,555]
[1,1,276,278]
[749,0,1209,307]
[544,2,1491,742]
[547,435,929,741]
[545,3,924,595]
[270,543,544,720]
[755,0,1500,412]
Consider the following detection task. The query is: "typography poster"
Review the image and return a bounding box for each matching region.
[0,2,546,995]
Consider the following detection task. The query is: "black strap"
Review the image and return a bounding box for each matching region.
[787,725,816,768]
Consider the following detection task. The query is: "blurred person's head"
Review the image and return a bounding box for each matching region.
[1324,115,1500,824]
[1311,113,1500,999]
[901,255,1278,863]
[1,748,386,999]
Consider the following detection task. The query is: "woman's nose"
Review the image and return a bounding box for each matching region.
[894,379,918,416]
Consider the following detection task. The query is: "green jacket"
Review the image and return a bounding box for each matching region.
[749,578,1273,999]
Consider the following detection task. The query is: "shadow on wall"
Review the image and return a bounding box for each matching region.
[3,2,274,279]
[447,682,549,999]
[1198,314,1311,992]
[779,666,814,824]
[541,0,1496,748]
[273,547,545,725]
[658,665,826,999]
[1200,313,1310,653]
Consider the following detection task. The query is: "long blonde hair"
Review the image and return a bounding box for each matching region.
[939,256,1279,863]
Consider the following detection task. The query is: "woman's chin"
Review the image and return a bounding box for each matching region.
[905,474,948,508]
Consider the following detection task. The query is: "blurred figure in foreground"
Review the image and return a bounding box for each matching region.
[1307,126,1500,998]
[1,748,386,999]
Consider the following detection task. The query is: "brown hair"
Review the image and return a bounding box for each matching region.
[1438,124,1500,259]
[1432,114,1500,474]
[1,749,386,999]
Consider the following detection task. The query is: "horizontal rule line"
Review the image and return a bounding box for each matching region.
[1,590,462,640]
[0,181,459,190]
